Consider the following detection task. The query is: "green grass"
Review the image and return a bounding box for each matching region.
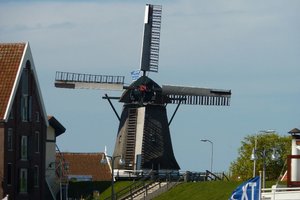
[98,181,133,200]
[154,181,241,200]
[97,181,240,200]
[154,181,278,200]
[97,180,278,200]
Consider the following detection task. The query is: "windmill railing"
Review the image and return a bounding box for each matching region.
[55,71,124,84]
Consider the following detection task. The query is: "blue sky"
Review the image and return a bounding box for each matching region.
[1,0,300,172]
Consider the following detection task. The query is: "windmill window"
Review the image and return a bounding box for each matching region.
[119,135,122,143]
[7,128,13,151]
[150,133,156,143]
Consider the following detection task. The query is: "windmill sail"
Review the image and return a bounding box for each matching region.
[55,71,124,90]
[162,85,231,106]
[140,4,162,73]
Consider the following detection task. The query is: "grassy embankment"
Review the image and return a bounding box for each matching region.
[99,180,277,200]
[154,181,240,200]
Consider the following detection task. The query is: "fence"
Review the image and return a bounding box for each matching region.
[261,186,300,200]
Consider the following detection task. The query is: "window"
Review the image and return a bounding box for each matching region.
[35,131,39,153]
[21,136,28,160]
[21,63,32,122]
[36,112,40,122]
[9,110,14,120]
[7,128,13,151]
[21,95,32,122]
[22,67,29,95]
[7,163,12,185]
[34,166,39,187]
[19,168,28,193]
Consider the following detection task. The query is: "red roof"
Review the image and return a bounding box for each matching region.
[58,152,111,181]
[0,43,26,120]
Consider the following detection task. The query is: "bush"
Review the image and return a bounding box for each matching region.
[68,181,111,199]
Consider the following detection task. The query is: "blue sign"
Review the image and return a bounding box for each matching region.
[229,176,260,200]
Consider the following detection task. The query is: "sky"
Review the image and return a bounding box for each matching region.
[1,0,300,173]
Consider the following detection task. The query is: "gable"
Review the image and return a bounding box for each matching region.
[0,42,48,126]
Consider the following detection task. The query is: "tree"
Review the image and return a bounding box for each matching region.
[229,132,291,181]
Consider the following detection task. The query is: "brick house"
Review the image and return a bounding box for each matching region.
[0,42,53,199]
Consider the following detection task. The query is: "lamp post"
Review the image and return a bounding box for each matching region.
[201,139,213,173]
[101,154,125,200]
[252,130,275,178]
[250,148,279,188]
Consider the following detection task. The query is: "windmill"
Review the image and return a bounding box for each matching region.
[55,4,231,171]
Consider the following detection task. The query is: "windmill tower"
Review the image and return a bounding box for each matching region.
[55,4,231,172]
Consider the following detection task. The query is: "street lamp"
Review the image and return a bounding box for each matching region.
[252,130,276,178]
[201,139,213,173]
[101,154,125,200]
[250,148,279,188]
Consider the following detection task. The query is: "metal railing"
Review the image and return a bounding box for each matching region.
[117,171,180,200]
[104,170,229,200]
[104,170,154,200]
[55,71,124,84]
[205,170,229,181]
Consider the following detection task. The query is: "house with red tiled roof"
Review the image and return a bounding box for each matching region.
[0,42,65,200]
[58,152,111,182]
[56,152,112,199]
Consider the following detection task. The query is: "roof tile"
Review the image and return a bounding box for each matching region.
[58,152,111,181]
[0,43,26,120]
